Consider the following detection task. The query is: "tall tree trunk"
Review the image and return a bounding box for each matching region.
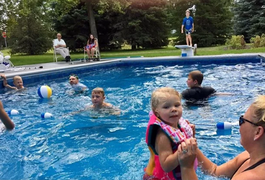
[85,0,98,39]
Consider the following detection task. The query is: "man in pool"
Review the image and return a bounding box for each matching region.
[0,100,15,130]
[1,74,25,90]
[69,74,88,93]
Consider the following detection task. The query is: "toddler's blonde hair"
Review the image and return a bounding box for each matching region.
[151,87,181,112]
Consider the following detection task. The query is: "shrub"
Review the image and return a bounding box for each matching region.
[250,35,261,48]
[260,34,265,47]
[225,35,245,49]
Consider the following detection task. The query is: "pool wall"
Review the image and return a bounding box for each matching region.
[0,54,264,89]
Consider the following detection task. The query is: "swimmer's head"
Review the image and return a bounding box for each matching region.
[187,70,203,87]
[91,87,105,107]
[151,87,181,113]
[92,87,105,97]
[69,74,79,85]
[13,76,24,89]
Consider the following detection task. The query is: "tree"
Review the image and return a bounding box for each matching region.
[52,2,90,51]
[121,0,170,49]
[8,0,53,55]
[84,0,98,38]
[0,0,20,49]
[233,0,265,42]
[169,0,233,47]
[51,0,128,51]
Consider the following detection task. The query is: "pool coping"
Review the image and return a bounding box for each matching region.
[3,53,265,77]
[1,53,264,89]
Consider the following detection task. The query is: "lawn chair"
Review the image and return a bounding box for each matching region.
[0,52,14,73]
[83,39,100,61]
[83,47,100,61]
[53,39,70,62]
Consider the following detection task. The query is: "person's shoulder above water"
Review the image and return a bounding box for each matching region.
[181,86,216,101]
[72,82,87,92]
[181,70,232,102]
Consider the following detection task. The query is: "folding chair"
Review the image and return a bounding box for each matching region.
[53,39,58,62]
[53,39,69,62]
[83,39,100,61]
[83,47,100,61]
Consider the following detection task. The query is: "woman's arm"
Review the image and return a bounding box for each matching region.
[197,149,249,178]
[0,101,15,130]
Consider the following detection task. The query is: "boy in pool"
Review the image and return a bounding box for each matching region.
[88,87,120,115]
[181,70,216,102]
[70,87,120,116]
[68,74,88,93]
[0,74,24,90]
[0,100,15,130]
[143,87,196,180]
[181,70,232,103]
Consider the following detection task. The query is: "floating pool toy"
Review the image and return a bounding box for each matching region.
[216,122,238,130]
[7,109,19,115]
[38,85,52,98]
[41,112,53,119]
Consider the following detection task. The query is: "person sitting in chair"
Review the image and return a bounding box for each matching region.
[53,33,71,62]
[86,34,98,61]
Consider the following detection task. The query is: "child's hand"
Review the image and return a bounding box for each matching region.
[185,120,196,137]
[0,74,6,79]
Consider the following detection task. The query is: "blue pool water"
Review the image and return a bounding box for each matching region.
[1,60,265,180]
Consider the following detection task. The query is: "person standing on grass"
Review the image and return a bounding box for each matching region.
[181,10,194,47]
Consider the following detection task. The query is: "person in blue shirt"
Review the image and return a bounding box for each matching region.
[181,10,194,47]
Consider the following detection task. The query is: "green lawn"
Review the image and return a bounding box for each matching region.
[1,45,265,66]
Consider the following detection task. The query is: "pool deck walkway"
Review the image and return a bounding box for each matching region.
[1,52,265,78]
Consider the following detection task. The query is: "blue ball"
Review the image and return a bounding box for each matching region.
[41,112,53,119]
[7,109,19,115]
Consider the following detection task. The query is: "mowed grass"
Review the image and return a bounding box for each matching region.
[1,45,265,66]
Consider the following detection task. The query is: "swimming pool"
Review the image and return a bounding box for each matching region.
[0,55,265,180]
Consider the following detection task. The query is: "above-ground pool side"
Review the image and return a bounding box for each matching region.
[0,54,264,89]
[120,54,264,66]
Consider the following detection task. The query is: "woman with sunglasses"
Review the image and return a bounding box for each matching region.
[177,95,265,180]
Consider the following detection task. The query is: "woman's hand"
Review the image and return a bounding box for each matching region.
[178,138,197,168]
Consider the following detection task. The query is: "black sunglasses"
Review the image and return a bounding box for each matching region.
[239,115,259,126]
